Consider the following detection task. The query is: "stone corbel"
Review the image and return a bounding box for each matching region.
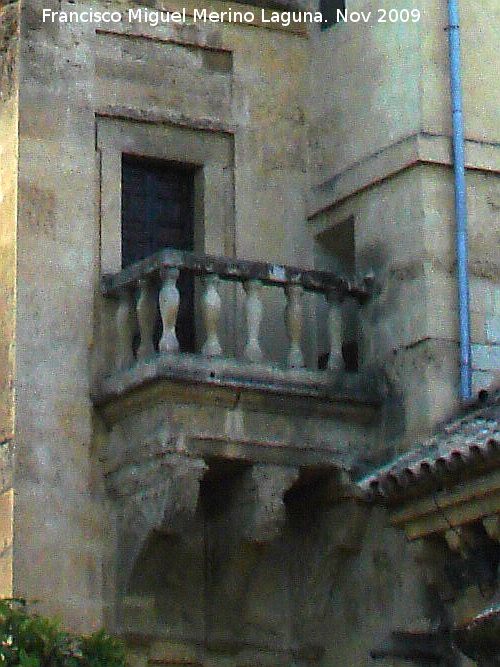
[111,454,208,591]
[242,465,299,543]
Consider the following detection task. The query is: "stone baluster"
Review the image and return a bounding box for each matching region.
[285,284,305,368]
[116,286,136,370]
[343,295,359,371]
[243,280,263,363]
[202,275,222,357]
[326,291,344,371]
[159,268,180,354]
[136,278,157,361]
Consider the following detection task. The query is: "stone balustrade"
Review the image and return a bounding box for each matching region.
[99,248,373,380]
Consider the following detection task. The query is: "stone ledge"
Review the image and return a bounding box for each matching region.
[96,27,233,57]
[122,631,320,666]
[102,432,364,487]
[188,435,350,467]
[309,132,500,220]
[95,105,236,137]
[100,247,369,300]
[91,352,382,414]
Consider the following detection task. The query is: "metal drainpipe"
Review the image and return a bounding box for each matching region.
[447,0,472,402]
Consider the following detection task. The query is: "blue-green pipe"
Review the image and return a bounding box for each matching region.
[448,0,472,401]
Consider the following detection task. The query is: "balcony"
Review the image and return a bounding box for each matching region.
[91,250,383,642]
[91,249,383,491]
[92,248,376,403]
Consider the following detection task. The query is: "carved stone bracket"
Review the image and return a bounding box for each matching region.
[242,465,299,543]
[109,454,208,591]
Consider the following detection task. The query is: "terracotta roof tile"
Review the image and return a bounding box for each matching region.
[358,389,500,500]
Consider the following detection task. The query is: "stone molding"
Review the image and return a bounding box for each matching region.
[309,132,500,220]
[96,106,236,136]
[92,352,381,413]
[391,468,500,540]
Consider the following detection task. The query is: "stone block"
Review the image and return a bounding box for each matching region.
[486,316,500,344]
[0,488,13,553]
[472,369,500,396]
[0,545,12,598]
[470,312,488,346]
[470,277,494,314]
[472,344,500,372]
[149,640,201,665]
[493,284,500,312]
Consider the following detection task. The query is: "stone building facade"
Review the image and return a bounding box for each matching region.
[0,0,500,665]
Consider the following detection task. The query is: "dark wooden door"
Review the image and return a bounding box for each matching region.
[121,154,196,352]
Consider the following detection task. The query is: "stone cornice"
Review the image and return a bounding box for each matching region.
[390,468,500,540]
[92,354,381,422]
[309,132,500,220]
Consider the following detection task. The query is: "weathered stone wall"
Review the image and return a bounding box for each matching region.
[11,0,500,664]
[308,0,422,187]
[308,0,500,446]
[15,0,110,629]
[0,0,19,599]
[119,502,428,667]
[14,0,311,632]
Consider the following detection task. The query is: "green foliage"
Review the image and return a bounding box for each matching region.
[0,600,127,667]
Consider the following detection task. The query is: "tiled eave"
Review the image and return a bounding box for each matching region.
[358,391,500,504]
[357,390,500,541]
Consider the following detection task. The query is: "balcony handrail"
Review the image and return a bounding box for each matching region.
[101,248,373,302]
[98,248,375,379]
